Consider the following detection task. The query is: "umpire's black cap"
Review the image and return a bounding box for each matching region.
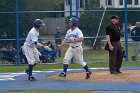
[111,15,119,20]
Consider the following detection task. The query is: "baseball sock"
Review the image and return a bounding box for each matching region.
[83,65,90,72]
[28,64,33,77]
[63,64,68,74]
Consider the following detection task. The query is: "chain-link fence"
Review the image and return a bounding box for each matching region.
[0,0,140,65]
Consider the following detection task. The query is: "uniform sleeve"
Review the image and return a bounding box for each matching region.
[106,25,111,35]
[65,30,69,40]
[30,32,38,43]
[78,29,83,38]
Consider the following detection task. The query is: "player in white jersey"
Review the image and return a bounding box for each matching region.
[58,17,92,79]
[23,19,49,81]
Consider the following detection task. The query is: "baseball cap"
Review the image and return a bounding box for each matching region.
[69,17,78,26]
[34,19,45,27]
[111,15,119,20]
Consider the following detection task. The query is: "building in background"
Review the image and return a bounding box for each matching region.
[64,0,87,17]
[100,0,140,8]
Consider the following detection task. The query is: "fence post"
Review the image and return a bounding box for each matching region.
[70,0,72,18]
[76,0,79,19]
[69,0,75,64]
[15,0,20,65]
[124,0,128,62]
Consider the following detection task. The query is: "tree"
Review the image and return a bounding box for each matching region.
[18,0,64,37]
[0,0,16,38]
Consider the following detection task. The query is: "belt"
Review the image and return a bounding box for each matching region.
[71,46,79,48]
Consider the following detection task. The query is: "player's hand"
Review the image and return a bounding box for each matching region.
[68,39,76,43]
[66,40,70,43]
[44,46,52,51]
[57,45,62,49]
[109,45,114,51]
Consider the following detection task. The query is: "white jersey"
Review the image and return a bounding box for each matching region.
[65,27,83,47]
[24,27,39,48]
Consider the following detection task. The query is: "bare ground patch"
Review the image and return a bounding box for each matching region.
[48,70,140,82]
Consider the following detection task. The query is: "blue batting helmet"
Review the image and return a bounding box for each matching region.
[34,19,45,28]
[69,17,78,26]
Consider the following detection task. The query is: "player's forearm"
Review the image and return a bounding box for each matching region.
[68,38,83,43]
[60,39,66,46]
[35,42,45,48]
[74,38,83,42]
[106,35,112,46]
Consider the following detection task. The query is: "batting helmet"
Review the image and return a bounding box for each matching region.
[69,17,78,26]
[34,19,45,28]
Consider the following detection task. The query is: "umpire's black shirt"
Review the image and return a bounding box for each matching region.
[106,23,121,42]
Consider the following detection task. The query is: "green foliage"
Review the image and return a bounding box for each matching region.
[0,0,64,39]
[85,0,100,9]
[78,6,140,47]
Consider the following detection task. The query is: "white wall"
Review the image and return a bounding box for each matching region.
[100,0,106,8]
[100,0,140,8]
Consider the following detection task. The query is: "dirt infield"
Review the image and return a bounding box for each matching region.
[48,70,140,82]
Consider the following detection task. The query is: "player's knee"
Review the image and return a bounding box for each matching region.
[28,60,36,65]
[63,58,69,64]
[35,59,40,62]
[78,61,86,67]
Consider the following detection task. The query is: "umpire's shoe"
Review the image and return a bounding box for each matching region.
[28,76,37,81]
[86,71,92,79]
[110,71,118,74]
[59,72,66,78]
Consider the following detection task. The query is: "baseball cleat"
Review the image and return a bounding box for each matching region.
[25,68,29,75]
[28,76,37,81]
[110,71,118,74]
[116,70,122,73]
[86,71,92,79]
[59,72,66,78]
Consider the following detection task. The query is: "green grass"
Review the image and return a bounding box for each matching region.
[0,61,140,73]
[2,90,96,93]
[55,47,109,63]
[54,44,140,63]
[0,44,140,73]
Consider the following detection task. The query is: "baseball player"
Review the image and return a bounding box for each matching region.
[22,19,49,81]
[58,17,92,79]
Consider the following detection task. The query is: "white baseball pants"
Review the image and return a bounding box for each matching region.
[63,46,86,67]
[22,46,40,65]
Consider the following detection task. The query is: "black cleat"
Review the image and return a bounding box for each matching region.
[59,72,66,78]
[86,71,92,79]
[25,68,29,75]
[28,76,37,81]
[110,71,118,74]
[116,70,122,73]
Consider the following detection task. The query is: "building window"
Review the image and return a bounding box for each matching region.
[127,0,132,4]
[80,0,85,8]
[108,0,112,6]
[119,0,123,5]
[66,0,70,5]
[135,0,138,5]
[85,0,88,5]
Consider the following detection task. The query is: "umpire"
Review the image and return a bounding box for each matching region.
[106,15,123,74]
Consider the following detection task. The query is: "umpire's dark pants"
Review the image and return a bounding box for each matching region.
[109,42,123,72]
